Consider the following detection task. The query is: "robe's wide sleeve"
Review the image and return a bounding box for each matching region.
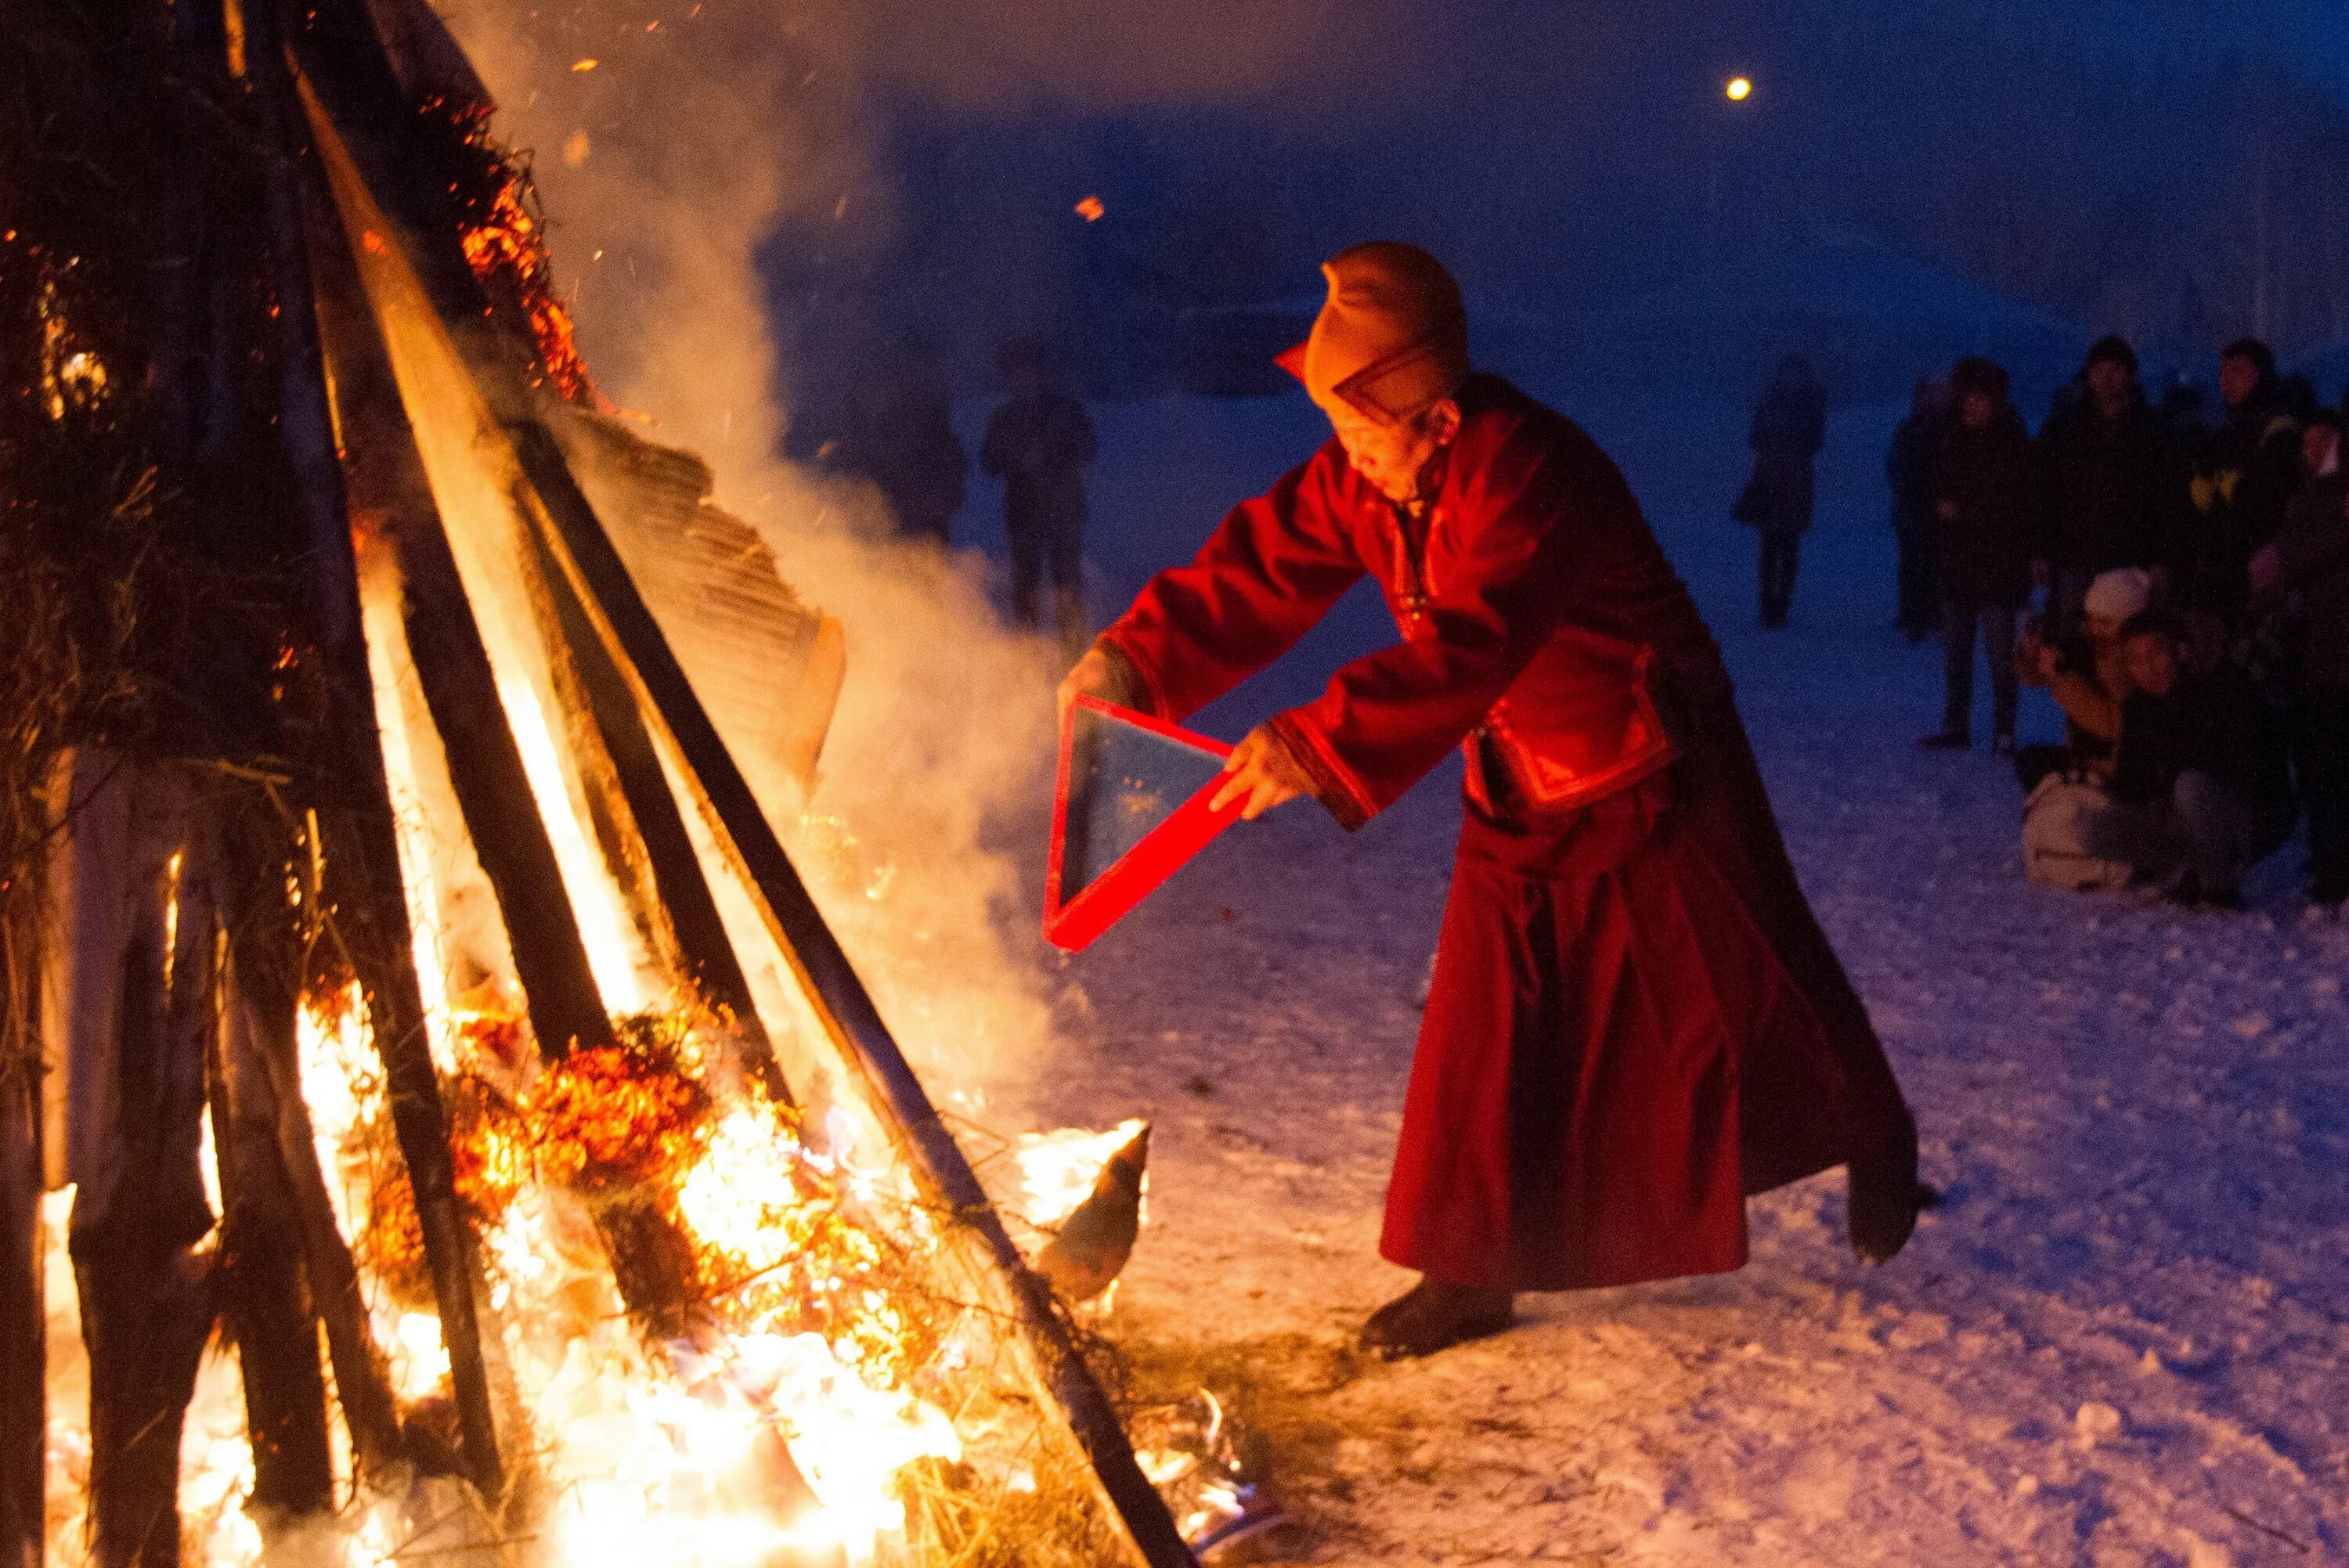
[1269,437,1575,829]
[1097,444,1366,722]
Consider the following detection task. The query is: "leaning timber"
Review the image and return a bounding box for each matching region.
[247,0,506,1487]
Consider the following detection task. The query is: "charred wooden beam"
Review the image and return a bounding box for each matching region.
[0,903,41,1568]
[206,941,335,1516]
[246,2,503,1494]
[528,522,787,1098]
[226,909,406,1481]
[72,798,219,1568]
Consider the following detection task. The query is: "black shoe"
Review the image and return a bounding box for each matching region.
[1918,730,1970,751]
[1359,1279,1516,1361]
[1993,734,2016,759]
[1849,1141,1936,1266]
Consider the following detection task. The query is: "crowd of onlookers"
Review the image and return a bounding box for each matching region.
[1882,336,2349,913]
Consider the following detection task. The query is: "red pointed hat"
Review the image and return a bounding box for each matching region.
[1276,241,1471,425]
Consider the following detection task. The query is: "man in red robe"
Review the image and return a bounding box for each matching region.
[1059,243,1925,1357]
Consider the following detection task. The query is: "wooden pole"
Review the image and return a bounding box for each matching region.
[74,800,218,1568]
[226,908,407,1480]
[247,0,502,1493]
[0,902,42,1568]
[205,927,336,1515]
[527,523,788,1098]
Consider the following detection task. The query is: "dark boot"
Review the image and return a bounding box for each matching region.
[1359,1278,1515,1360]
[1918,730,1969,750]
[1848,1139,1936,1265]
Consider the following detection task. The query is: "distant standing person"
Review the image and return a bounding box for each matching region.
[983,337,1098,661]
[2176,338,2302,625]
[1886,376,1947,640]
[1734,353,1827,628]
[2037,336,2165,635]
[1924,356,2044,755]
[837,338,968,547]
[2252,436,2349,908]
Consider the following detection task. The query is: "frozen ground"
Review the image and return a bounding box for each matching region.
[957,384,2349,1566]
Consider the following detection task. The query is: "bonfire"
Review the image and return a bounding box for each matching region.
[0,4,1243,1566]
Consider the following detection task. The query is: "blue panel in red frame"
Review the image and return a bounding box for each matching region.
[1044,696,1244,952]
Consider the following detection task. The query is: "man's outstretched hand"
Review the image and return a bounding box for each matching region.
[1057,643,1136,729]
[1058,647,1313,820]
[1211,723,1315,820]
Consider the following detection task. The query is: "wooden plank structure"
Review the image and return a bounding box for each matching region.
[5,0,1203,1563]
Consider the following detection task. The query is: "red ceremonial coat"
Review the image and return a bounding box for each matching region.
[1100,374,1915,1291]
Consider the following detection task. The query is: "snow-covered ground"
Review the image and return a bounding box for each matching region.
[958,382,2349,1566]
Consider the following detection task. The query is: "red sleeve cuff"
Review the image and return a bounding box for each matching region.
[1092,630,1171,720]
[1268,712,1376,832]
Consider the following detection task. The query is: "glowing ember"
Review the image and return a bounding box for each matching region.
[1073,195,1106,223]
[435,97,604,406]
[34,273,110,421]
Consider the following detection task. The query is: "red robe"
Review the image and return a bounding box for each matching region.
[1100,374,1915,1291]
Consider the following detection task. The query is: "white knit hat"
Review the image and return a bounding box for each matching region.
[2083,568,2153,624]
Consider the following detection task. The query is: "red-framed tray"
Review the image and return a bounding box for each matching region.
[1044,695,1246,952]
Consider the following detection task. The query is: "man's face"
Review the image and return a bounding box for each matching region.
[2124,633,2178,697]
[2303,423,2340,477]
[1323,398,1461,504]
[1960,391,1996,430]
[2220,355,2259,410]
[2087,359,2133,413]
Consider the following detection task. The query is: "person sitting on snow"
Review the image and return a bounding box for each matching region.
[1059,242,1923,1359]
[2040,611,2287,905]
[2014,566,2153,791]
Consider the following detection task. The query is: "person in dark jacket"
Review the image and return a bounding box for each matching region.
[2253,462,2349,906]
[2175,338,2302,625]
[982,337,1098,661]
[1924,357,2044,754]
[2088,611,2289,904]
[1734,353,1827,628]
[1886,376,1946,640]
[2037,337,2165,635]
[836,341,968,546]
